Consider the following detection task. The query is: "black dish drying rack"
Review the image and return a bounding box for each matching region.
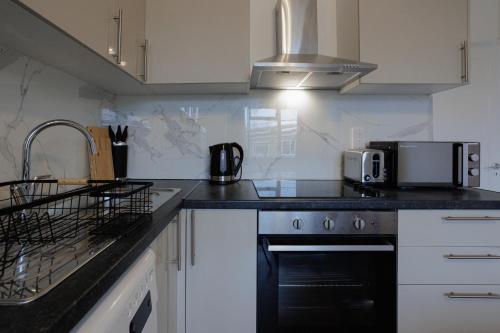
[0,180,152,278]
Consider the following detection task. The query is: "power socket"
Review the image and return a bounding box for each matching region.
[351,127,365,150]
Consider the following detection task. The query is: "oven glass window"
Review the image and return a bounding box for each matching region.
[258,239,396,333]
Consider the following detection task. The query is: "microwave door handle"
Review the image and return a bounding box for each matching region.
[456,145,464,186]
[267,244,395,252]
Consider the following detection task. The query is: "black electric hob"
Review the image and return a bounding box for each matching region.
[252,180,387,198]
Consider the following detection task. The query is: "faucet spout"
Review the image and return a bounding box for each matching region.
[21,119,97,182]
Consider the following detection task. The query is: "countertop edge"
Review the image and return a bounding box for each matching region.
[183,199,500,210]
[51,192,186,333]
[4,179,500,333]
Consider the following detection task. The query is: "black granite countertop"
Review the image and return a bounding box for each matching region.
[0,180,200,333]
[184,180,500,210]
[3,179,500,333]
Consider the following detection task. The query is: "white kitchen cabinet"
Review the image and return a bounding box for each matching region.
[108,0,146,78]
[399,246,500,285]
[19,0,114,59]
[185,209,257,333]
[398,210,500,246]
[399,285,500,333]
[20,0,146,78]
[166,210,187,333]
[145,0,250,84]
[150,211,186,333]
[337,0,469,94]
[398,209,500,333]
[150,217,170,333]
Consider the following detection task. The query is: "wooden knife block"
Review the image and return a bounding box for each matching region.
[87,127,115,180]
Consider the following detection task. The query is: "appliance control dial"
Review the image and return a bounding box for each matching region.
[469,153,480,162]
[469,168,480,177]
[323,217,335,231]
[292,218,303,230]
[353,216,366,230]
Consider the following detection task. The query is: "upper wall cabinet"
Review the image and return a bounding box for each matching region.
[337,0,469,95]
[113,0,147,80]
[3,0,246,94]
[20,0,146,80]
[145,0,250,85]
[19,0,114,60]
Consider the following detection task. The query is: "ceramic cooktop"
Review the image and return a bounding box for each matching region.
[252,180,387,199]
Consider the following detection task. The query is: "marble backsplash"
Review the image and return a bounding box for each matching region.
[0,54,433,182]
[0,54,112,183]
[107,91,433,180]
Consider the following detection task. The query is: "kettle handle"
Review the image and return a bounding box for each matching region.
[231,142,244,176]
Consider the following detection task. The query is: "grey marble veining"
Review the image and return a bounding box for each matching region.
[0,56,113,182]
[108,91,433,180]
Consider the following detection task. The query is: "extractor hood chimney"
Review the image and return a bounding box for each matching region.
[250,0,377,90]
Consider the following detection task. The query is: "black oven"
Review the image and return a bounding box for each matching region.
[257,211,397,333]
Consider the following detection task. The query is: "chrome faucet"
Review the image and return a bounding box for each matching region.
[21,119,97,182]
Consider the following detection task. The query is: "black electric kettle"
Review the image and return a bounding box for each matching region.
[209,142,244,184]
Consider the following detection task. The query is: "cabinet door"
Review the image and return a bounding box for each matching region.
[117,0,146,79]
[108,0,146,77]
[399,285,500,333]
[398,210,500,247]
[150,211,186,333]
[20,0,112,58]
[150,218,170,333]
[359,0,468,84]
[186,209,257,333]
[145,0,250,84]
[398,246,500,285]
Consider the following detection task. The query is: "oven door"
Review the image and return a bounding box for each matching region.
[257,236,396,333]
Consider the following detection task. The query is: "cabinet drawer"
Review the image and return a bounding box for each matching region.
[399,285,500,333]
[399,246,500,285]
[399,210,500,246]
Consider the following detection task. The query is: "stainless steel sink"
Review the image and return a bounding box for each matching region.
[150,188,181,212]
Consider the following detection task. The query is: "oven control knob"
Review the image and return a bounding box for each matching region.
[469,168,480,177]
[292,218,303,230]
[469,153,480,162]
[353,216,366,231]
[323,217,335,231]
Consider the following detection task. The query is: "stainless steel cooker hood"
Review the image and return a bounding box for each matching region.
[250,0,377,90]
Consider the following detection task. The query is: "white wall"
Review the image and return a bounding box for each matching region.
[0,55,111,182]
[108,92,432,180]
[433,0,500,191]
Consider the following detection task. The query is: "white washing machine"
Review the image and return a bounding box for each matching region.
[71,249,158,333]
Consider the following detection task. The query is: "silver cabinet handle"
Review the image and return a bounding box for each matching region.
[460,41,469,83]
[140,39,148,82]
[176,212,181,271]
[113,9,123,65]
[444,254,500,260]
[267,244,394,252]
[442,216,500,222]
[190,210,195,266]
[445,292,500,299]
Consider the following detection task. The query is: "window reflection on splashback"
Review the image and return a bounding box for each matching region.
[246,108,298,158]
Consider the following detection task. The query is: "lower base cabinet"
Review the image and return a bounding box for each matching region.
[399,285,500,333]
[150,212,184,333]
[152,209,257,333]
[398,210,500,333]
[185,209,257,333]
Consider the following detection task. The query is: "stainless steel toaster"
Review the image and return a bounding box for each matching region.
[343,149,385,184]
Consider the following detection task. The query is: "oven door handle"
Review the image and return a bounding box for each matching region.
[267,244,395,252]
